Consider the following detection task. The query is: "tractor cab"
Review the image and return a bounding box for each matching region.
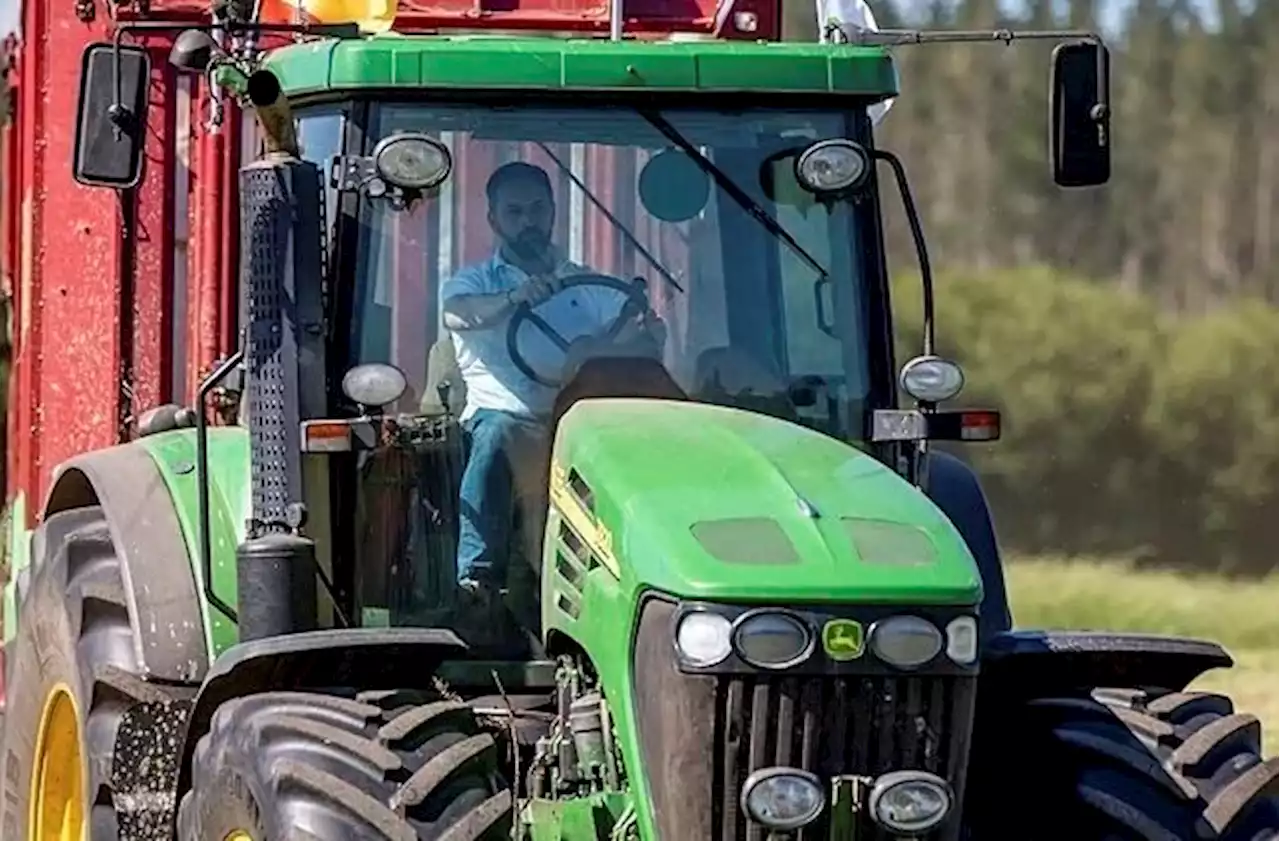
[306,95,892,652]
[41,21,1249,841]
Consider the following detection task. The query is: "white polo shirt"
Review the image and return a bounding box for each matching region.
[441,250,629,421]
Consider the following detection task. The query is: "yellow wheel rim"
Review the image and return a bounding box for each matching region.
[28,684,85,841]
[224,834,255,841]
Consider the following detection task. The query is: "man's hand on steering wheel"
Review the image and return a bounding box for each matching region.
[504,273,661,388]
[507,273,561,308]
[606,301,666,347]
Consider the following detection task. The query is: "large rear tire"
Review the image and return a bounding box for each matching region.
[969,688,1278,840]
[176,689,513,840]
[0,506,188,840]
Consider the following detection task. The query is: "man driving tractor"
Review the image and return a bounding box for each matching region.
[440,161,666,598]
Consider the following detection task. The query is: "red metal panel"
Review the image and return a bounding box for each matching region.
[390,192,432,408]
[219,108,242,361]
[186,96,242,403]
[144,0,779,38]
[455,139,498,266]
[26,0,126,518]
[8,0,121,522]
[131,39,181,416]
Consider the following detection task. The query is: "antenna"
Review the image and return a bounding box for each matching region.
[610,0,624,40]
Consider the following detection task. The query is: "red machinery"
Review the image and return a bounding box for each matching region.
[0,0,784,536]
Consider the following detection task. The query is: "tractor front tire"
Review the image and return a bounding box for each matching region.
[0,505,187,841]
[176,690,513,841]
[971,689,1278,841]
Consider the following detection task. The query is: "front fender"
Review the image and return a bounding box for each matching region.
[40,441,211,684]
[980,629,1234,698]
[135,426,252,660]
[923,450,1012,643]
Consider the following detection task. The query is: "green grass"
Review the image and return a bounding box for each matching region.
[1007,556,1279,757]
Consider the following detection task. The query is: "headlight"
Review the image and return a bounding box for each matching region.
[795,139,871,194]
[899,355,965,403]
[341,363,408,409]
[675,611,732,667]
[373,132,452,191]
[869,615,942,669]
[945,616,978,665]
[868,770,953,834]
[740,767,825,830]
[733,611,814,669]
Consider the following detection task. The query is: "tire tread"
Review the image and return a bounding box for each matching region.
[183,690,512,841]
[1039,689,1278,840]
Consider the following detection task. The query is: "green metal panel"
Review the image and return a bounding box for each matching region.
[541,398,982,841]
[521,793,631,839]
[549,399,983,606]
[138,427,252,658]
[266,36,899,99]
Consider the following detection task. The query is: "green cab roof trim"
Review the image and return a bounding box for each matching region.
[265,35,899,99]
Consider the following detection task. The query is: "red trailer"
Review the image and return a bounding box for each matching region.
[0,0,792,706]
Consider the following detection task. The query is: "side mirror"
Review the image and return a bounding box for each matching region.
[169,29,220,74]
[1050,40,1111,188]
[73,43,151,189]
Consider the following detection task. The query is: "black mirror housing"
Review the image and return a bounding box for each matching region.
[1050,40,1111,187]
[73,43,151,189]
[169,29,219,74]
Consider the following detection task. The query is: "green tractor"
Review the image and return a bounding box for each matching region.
[2,14,1275,841]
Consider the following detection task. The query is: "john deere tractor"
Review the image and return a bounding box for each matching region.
[2,11,1275,841]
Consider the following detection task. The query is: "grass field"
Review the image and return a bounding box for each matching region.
[1007,556,1279,757]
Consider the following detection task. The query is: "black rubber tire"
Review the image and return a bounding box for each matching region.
[969,688,1278,840]
[175,689,514,840]
[0,505,185,840]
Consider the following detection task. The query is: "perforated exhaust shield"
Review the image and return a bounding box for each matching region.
[238,156,326,534]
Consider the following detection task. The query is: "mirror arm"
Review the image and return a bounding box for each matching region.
[109,28,138,142]
[871,149,934,357]
[838,26,1111,130]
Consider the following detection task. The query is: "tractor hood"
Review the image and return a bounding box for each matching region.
[551,399,982,605]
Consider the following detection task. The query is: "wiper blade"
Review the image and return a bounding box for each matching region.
[536,141,685,293]
[637,109,830,280]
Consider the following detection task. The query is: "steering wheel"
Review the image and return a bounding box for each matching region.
[505,273,653,388]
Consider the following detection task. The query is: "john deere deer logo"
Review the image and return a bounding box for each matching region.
[822,619,865,661]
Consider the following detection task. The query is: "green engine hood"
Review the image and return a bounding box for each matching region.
[552,399,982,606]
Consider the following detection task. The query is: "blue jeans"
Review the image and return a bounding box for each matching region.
[456,408,545,584]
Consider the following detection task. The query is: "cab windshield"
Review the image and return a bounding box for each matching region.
[347,102,878,432]
[298,100,888,635]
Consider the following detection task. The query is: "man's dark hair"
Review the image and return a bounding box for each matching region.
[485,161,553,206]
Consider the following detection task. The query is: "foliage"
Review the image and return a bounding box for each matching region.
[893,267,1278,575]
[780,0,1278,311]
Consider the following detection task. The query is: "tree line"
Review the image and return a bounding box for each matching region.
[782,0,1277,574]
[786,0,1278,313]
[893,267,1276,576]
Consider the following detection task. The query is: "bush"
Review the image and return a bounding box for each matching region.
[892,267,1278,576]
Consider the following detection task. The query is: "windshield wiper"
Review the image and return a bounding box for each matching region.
[536,142,685,294]
[636,109,830,280]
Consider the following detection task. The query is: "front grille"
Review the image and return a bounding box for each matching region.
[714,674,974,841]
[631,598,977,841]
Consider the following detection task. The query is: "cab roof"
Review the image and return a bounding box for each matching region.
[266,35,899,99]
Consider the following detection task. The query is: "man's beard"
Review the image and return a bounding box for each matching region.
[506,228,551,263]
